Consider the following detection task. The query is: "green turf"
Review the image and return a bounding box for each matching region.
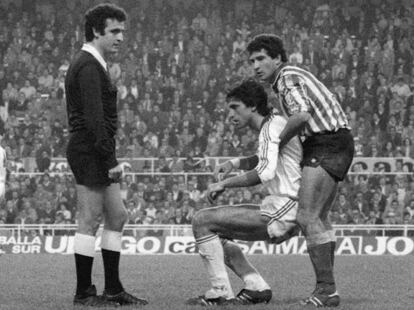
[0,254,413,310]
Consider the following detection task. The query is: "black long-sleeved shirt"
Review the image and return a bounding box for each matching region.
[65,51,118,169]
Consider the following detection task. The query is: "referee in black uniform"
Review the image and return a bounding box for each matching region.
[65,4,147,306]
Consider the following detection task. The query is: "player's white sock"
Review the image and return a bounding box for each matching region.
[243,273,271,291]
[74,233,95,257]
[101,230,122,251]
[196,234,234,298]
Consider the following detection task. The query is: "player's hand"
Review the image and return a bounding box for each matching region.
[207,182,225,205]
[214,161,234,181]
[108,164,123,181]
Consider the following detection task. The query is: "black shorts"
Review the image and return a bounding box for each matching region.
[301,129,354,182]
[66,132,113,186]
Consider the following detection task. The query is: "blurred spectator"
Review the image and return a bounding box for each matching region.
[56,202,71,222]
[352,191,370,220]
[37,200,55,224]
[170,207,189,224]
[391,77,411,99]
[36,150,51,172]
[19,80,37,100]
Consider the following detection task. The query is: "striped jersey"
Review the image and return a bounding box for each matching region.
[255,113,302,199]
[272,65,350,137]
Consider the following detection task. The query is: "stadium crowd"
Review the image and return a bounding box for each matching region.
[0,0,413,227]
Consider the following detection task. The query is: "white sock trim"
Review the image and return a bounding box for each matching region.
[74,233,96,257]
[101,230,122,252]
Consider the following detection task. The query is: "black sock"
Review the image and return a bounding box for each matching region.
[308,242,335,291]
[101,248,123,294]
[75,253,94,295]
[330,241,336,267]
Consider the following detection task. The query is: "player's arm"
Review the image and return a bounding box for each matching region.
[220,169,261,189]
[232,155,259,170]
[279,112,310,149]
[277,74,312,149]
[214,155,258,181]
[209,119,282,203]
[207,169,261,203]
[215,149,273,187]
[79,64,118,170]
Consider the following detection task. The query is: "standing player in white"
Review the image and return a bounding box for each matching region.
[187,80,302,306]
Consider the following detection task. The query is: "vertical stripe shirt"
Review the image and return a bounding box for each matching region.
[255,113,302,199]
[272,64,350,137]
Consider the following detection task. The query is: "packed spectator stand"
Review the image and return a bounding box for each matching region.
[0,0,413,229]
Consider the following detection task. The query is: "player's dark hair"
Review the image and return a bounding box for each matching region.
[226,79,270,117]
[247,34,288,62]
[84,3,127,42]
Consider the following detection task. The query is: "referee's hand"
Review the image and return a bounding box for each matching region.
[108,164,123,181]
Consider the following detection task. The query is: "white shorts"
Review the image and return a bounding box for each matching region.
[260,195,298,242]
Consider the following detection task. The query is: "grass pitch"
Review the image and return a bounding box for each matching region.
[0,254,413,310]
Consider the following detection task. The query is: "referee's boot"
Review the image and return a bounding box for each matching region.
[233,288,272,305]
[74,285,119,307]
[300,285,340,308]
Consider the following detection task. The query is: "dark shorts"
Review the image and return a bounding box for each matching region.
[66,132,112,187]
[301,129,354,182]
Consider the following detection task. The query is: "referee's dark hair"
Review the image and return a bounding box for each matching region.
[247,34,288,62]
[84,3,127,42]
[226,79,270,117]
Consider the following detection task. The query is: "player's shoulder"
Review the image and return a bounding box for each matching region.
[269,113,287,127]
[261,113,286,136]
[280,65,305,74]
[278,65,309,81]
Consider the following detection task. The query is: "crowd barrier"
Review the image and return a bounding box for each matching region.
[0,224,413,255]
[9,157,414,174]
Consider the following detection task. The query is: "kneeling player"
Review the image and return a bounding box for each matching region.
[187,80,302,306]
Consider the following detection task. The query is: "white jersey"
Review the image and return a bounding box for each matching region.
[255,114,302,200]
[0,145,6,199]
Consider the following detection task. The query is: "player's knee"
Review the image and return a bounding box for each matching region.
[107,209,128,229]
[191,210,204,230]
[122,210,129,225]
[192,209,211,230]
[296,209,317,228]
[117,209,128,225]
[79,214,102,235]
